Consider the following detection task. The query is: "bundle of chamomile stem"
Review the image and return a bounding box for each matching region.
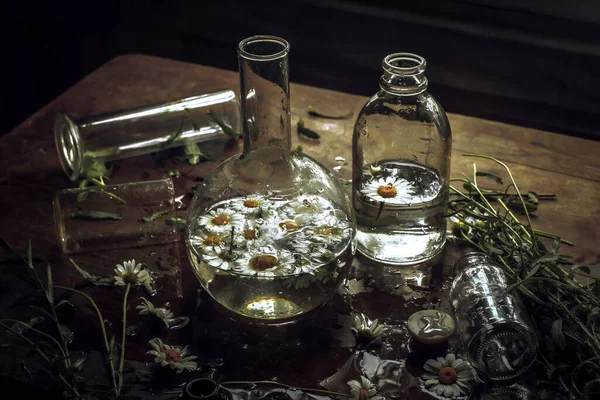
[447,154,600,398]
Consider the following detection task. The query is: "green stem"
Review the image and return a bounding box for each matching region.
[117,283,131,396]
[0,321,82,398]
[1,319,69,367]
[56,285,118,394]
[220,380,353,398]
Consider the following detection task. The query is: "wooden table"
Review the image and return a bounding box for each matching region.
[1,55,599,398]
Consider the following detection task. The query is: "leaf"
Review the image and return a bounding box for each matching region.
[162,120,184,149]
[69,259,114,286]
[207,109,242,139]
[165,217,187,230]
[476,171,504,185]
[141,209,172,223]
[46,262,54,305]
[307,105,353,119]
[27,239,33,270]
[527,191,540,205]
[484,241,504,255]
[297,119,320,140]
[183,142,210,165]
[72,355,89,371]
[551,319,567,350]
[70,211,122,220]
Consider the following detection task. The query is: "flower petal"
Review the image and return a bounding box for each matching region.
[424,358,442,372]
[452,383,460,397]
[458,370,475,380]
[421,373,438,380]
[443,384,453,398]
[445,353,456,366]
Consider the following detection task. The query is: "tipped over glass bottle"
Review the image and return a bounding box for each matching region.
[186,36,355,325]
[352,53,451,265]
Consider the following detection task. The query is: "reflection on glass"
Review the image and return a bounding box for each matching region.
[54,178,179,254]
[54,90,241,181]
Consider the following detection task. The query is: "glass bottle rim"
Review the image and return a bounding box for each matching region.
[382,53,427,76]
[54,111,83,182]
[238,35,290,62]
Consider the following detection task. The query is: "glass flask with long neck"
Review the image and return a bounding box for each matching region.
[186,36,355,325]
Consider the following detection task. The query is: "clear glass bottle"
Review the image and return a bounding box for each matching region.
[352,53,451,265]
[450,252,538,381]
[186,35,356,325]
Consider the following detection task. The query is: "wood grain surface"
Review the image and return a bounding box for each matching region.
[1,54,599,396]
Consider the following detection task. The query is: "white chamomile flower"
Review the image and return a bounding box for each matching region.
[136,297,177,328]
[311,215,352,246]
[238,220,268,247]
[203,247,239,271]
[230,195,269,215]
[352,313,388,339]
[291,237,335,265]
[283,271,318,289]
[146,338,198,374]
[422,353,475,398]
[360,176,413,205]
[198,207,244,232]
[233,245,295,277]
[193,231,231,253]
[347,376,384,400]
[114,260,152,291]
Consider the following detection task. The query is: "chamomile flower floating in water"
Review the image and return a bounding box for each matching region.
[231,195,268,215]
[360,176,414,204]
[198,207,243,232]
[192,231,231,253]
[203,247,239,271]
[347,376,384,400]
[233,245,295,277]
[239,220,267,247]
[114,259,152,291]
[421,353,475,398]
[147,338,198,373]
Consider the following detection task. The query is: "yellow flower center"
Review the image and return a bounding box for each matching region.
[251,255,279,271]
[122,272,139,285]
[244,228,257,240]
[203,235,222,246]
[212,215,231,226]
[439,366,457,384]
[243,199,260,208]
[316,226,338,236]
[279,221,299,231]
[163,348,182,363]
[377,184,397,198]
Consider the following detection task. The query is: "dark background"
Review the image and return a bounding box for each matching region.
[3,0,600,140]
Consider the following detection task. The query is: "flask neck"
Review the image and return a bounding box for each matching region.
[238,35,291,155]
[379,53,428,96]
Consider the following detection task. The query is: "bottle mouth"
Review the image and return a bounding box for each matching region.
[382,53,426,76]
[238,35,290,61]
[183,378,220,399]
[54,112,83,181]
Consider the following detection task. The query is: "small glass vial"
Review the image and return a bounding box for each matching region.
[54,89,241,181]
[352,53,451,265]
[54,178,178,253]
[450,253,538,381]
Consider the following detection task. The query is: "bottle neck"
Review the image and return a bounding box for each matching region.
[238,35,291,155]
[453,252,493,273]
[378,53,428,96]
